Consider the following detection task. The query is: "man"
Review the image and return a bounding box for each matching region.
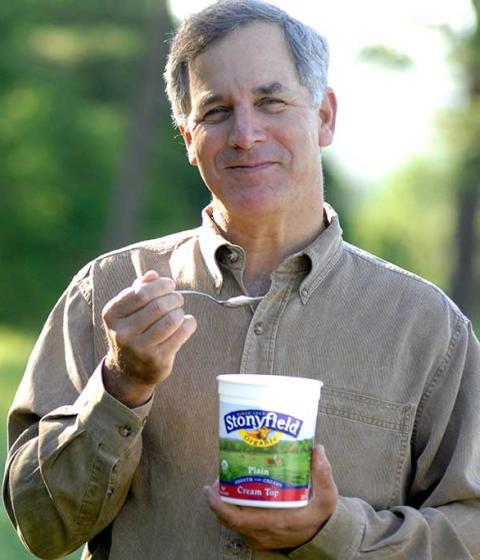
[3,1,480,558]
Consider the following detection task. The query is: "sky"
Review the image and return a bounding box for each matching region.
[167,0,476,186]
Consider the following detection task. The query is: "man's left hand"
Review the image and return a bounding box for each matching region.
[205,445,338,551]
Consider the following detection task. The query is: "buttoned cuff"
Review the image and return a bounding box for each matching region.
[288,497,364,560]
[74,362,153,453]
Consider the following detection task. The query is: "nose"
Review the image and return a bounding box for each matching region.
[227,106,266,150]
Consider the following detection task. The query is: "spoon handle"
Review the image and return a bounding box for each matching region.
[177,290,262,307]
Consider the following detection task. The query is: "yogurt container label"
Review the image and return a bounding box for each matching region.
[218,402,316,506]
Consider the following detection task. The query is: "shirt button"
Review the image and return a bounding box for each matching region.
[301,287,309,298]
[227,250,240,264]
[107,485,114,496]
[119,425,132,437]
[226,538,245,555]
[253,322,265,335]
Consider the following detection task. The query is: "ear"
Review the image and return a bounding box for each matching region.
[179,125,198,166]
[318,88,337,148]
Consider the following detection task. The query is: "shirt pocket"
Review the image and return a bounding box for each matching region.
[316,387,415,509]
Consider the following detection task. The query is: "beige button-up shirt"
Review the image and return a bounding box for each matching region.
[4,206,480,559]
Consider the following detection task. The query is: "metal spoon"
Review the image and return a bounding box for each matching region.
[177,290,263,308]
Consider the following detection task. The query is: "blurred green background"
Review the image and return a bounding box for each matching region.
[1,0,479,558]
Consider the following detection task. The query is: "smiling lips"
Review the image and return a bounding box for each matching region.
[225,161,277,172]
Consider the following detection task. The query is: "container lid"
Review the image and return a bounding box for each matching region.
[217,374,323,402]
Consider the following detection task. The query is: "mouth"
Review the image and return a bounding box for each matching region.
[226,162,276,172]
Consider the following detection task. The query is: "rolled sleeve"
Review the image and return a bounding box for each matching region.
[289,498,364,560]
[3,270,152,559]
[75,362,152,448]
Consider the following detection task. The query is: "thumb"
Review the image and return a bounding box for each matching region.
[133,270,161,291]
[142,270,160,283]
[310,445,337,511]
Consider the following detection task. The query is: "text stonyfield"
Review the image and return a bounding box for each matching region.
[224,410,303,438]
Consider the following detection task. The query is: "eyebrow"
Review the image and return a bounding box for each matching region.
[253,82,284,96]
[197,93,223,112]
[197,82,287,112]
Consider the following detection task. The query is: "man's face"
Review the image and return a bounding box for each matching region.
[181,21,336,220]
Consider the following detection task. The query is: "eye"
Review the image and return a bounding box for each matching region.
[203,106,231,124]
[258,98,286,112]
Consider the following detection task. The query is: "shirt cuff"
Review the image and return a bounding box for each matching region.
[288,497,364,560]
[73,361,153,453]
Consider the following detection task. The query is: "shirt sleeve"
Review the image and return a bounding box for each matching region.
[2,269,152,559]
[289,318,480,560]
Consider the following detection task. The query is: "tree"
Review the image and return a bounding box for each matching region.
[103,0,174,250]
[450,0,480,320]
[351,12,480,324]
[0,0,206,329]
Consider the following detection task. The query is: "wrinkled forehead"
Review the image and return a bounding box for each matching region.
[187,21,300,98]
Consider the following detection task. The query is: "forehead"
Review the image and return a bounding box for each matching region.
[187,21,302,102]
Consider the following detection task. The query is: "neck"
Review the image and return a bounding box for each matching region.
[211,199,325,295]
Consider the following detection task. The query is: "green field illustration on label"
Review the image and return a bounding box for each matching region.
[219,437,313,487]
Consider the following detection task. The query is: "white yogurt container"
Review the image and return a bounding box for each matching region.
[217,374,323,508]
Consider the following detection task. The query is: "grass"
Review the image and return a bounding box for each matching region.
[0,326,82,560]
[219,438,313,487]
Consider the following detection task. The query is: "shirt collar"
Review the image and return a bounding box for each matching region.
[297,202,343,303]
[198,203,343,297]
[198,206,242,292]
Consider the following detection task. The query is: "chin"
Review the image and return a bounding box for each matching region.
[210,178,292,216]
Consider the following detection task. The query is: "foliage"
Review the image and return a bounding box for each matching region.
[352,156,455,292]
[357,45,414,70]
[0,0,207,331]
[349,13,480,325]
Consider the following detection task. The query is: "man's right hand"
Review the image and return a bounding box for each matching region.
[101,270,197,407]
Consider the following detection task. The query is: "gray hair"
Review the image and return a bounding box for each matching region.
[164,0,329,127]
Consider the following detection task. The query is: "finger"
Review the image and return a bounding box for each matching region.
[140,307,187,346]
[132,270,160,291]
[136,315,197,378]
[310,445,337,511]
[138,270,160,284]
[105,276,176,320]
[123,292,184,335]
[204,480,270,532]
[204,484,241,527]
[154,314,197,354]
